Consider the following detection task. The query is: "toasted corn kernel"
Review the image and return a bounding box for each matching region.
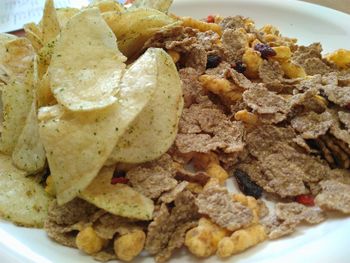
[167,50,180,63]
[234,110,258,125]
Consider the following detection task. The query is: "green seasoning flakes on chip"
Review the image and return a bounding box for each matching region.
[81,166,154,220]
[41,0,60,46]
[0,64,34,155]
[12,101,46,174]
[39,48,159,205]
[49,8,126,111]
[109,49,183,164]
[0,154,52,227]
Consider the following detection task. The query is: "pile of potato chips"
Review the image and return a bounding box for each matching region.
[0,0,182,226]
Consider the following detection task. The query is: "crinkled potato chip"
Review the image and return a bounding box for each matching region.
[0,154,52,227]
[81,166,154,220]
[12,101,46,174]
[103,8,178,58]
[41,0,60,46]
[0,70,34,155]
[39,48,159,205]
[109,49,183,163]
[49,8,126,111]
[131,0,173,13]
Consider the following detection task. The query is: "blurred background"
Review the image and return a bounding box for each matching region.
[0,0,349,33]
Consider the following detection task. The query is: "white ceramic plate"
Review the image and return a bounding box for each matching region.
[1,0,350,262]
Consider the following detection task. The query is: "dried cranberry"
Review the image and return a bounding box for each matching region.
[111,177,129,185]
[233,169,263,198]
[207,15,215,23]
[206,55,221,69]
[233,61,246,73]
[254,43,276,59]
[295,194,315,206]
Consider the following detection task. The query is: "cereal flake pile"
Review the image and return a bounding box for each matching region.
[45,13,350,263]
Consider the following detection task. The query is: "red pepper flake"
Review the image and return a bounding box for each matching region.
[111,177,129,185]
[295,194,315,206]
[207,15,215,23]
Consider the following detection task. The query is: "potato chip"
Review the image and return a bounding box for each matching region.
[89,0,125,13]
[109,49,183,163]
[12,101,46,174]
[41,0,60,45]
[56,8,79,28]
[102,8,158,38]
[81,166,154,220]
[103,8,178,58]
[118,21,180,59]
[0,154,52,227]
[37,39,56,79]
[3,38,35,82]
[0,71,34,155]
[39,48,159,205]
[24,23,43,53]
[0,34,17,84]
[49,8,126,111]
[37,71,56,107]
[131,0,173,13]
[0,33,17,59]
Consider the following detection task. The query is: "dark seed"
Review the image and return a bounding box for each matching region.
[254,43,276,59]
[206,54,221,69]
[233,61,246,73]
[233,169,263,198]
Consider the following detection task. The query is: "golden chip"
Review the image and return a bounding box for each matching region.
[41,0,60,45]
[131,0,174,13]
[39,48,159,204]
[0,70,34,155]
[49,8,126,111]
[81,166,154,220]
[103,8,178,58]
[109,49,183,163]
[12,101,46,174]
[0,154,52,227]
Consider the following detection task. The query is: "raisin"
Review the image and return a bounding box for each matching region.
[206,55,221,69]
[346,103,350,110]
[254,43,276,59]
[233,169,263,198]
[233,61,246,73]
